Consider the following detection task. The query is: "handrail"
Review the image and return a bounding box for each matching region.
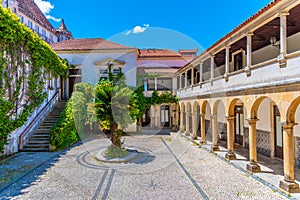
[18,92,59,149]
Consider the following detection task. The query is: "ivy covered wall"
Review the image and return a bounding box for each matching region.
[0,6,68,153]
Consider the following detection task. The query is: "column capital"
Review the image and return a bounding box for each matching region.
[279,11,289,17]
[280,122,298,129]
[211,114,218,119]
[246,118,259,125]
[200,113,205,117]
[246,32,254,36]
[226,116,235,122]
[225,45,231,49]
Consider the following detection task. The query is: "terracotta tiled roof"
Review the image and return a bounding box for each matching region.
[50,38,135,51]
[144,68,178,74]
[137,60,189,68]
[138,49,183,58]
[179,49,198,54]
[16,0,54,31]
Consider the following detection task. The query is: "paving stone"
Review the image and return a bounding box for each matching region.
[0,132,288,199]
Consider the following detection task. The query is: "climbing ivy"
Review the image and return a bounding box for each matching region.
[0,6,68,153]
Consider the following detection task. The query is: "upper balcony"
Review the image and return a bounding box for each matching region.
[176,1,300,99]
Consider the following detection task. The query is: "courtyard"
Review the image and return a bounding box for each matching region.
[0,129,296,200]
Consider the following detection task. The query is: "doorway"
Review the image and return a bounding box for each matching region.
[160,105,170,127]
[274,105,283,159]
[234,106,244,145]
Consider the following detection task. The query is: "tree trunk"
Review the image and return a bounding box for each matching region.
[110,122,121,148]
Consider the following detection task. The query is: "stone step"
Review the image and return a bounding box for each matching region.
[21,147,50,152]
[23,143,49,148]
[27,140,49,144]
[39,125,53,129]
[22,101,66,152]
[31,133,49,138]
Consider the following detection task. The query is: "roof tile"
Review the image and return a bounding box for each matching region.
[50,38,135,51]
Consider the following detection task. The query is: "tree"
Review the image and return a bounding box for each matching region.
[95,79,136,148]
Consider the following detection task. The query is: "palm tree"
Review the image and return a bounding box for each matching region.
[95,78,135,148]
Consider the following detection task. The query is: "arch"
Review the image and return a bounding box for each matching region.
[286,96,300,123]
[213,99,225,114]
[250,96,281,119]
[180,102,185,111]
[201,100,211,114]
[186,102,191,113]
[193,101,200,114]
[228,98,244,117]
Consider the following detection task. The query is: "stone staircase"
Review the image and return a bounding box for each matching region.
[21,101,66,152]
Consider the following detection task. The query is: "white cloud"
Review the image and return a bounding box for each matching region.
[34,0,53,14]
[46,15,61,22]
[124,24,150,35]
[34,0,61,22]
[125,30,131,35]
[133,26,146,33]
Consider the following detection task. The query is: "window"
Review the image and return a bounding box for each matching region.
[99,67,122,83]
[27,20,33,30]
[186,69,192,86]
[232,49,245,71]
[148,78,155,90]
[35,25,39,34]
[49,35,53,44]
[42,29,46,40]
[19,15,24,23]
[157,78,172,91]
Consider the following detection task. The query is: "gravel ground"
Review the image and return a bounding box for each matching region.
[0,133,286,200]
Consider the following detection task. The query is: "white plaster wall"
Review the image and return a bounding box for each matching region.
[256,98,272,131]
[178,56,300,100]
[205,105,211,120]
[287,32,300,54]
[59,52,137,87]
[19,14,58,43]
[217,103,226,123]
[252,45,279,65]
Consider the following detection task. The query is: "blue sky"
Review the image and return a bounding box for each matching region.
[38,0,272,52]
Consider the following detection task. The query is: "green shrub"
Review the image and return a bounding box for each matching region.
[49,101,79,151]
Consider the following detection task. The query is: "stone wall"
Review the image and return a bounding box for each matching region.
[218,122,227,141]
[205,120,212,141]
[296,137,300,168]
[244,128,271,157]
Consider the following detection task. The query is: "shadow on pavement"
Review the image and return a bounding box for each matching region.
[0,143,80,199]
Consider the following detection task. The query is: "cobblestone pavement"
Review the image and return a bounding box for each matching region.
[0,132,287,200]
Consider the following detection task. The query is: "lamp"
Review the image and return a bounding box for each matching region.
[270,36,280,48]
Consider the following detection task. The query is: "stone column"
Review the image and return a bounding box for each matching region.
[155,105,159,128]
[246,118,261,173]
[185,72,188,88]
[191,67,194,86]
[154,77,157,90]
[180,109,184,133]
[224,45,230,81]
[277,12,289,67]
[199,62,203,87]
[179,74,182,89]
[185,108,190,136]
[211,114,220,151]
[192,112,198,140]
[225,116,236,160]
[200,114,207,144]
[210,56,215,84]
[279,123,300,193]
[245,33,253,76]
